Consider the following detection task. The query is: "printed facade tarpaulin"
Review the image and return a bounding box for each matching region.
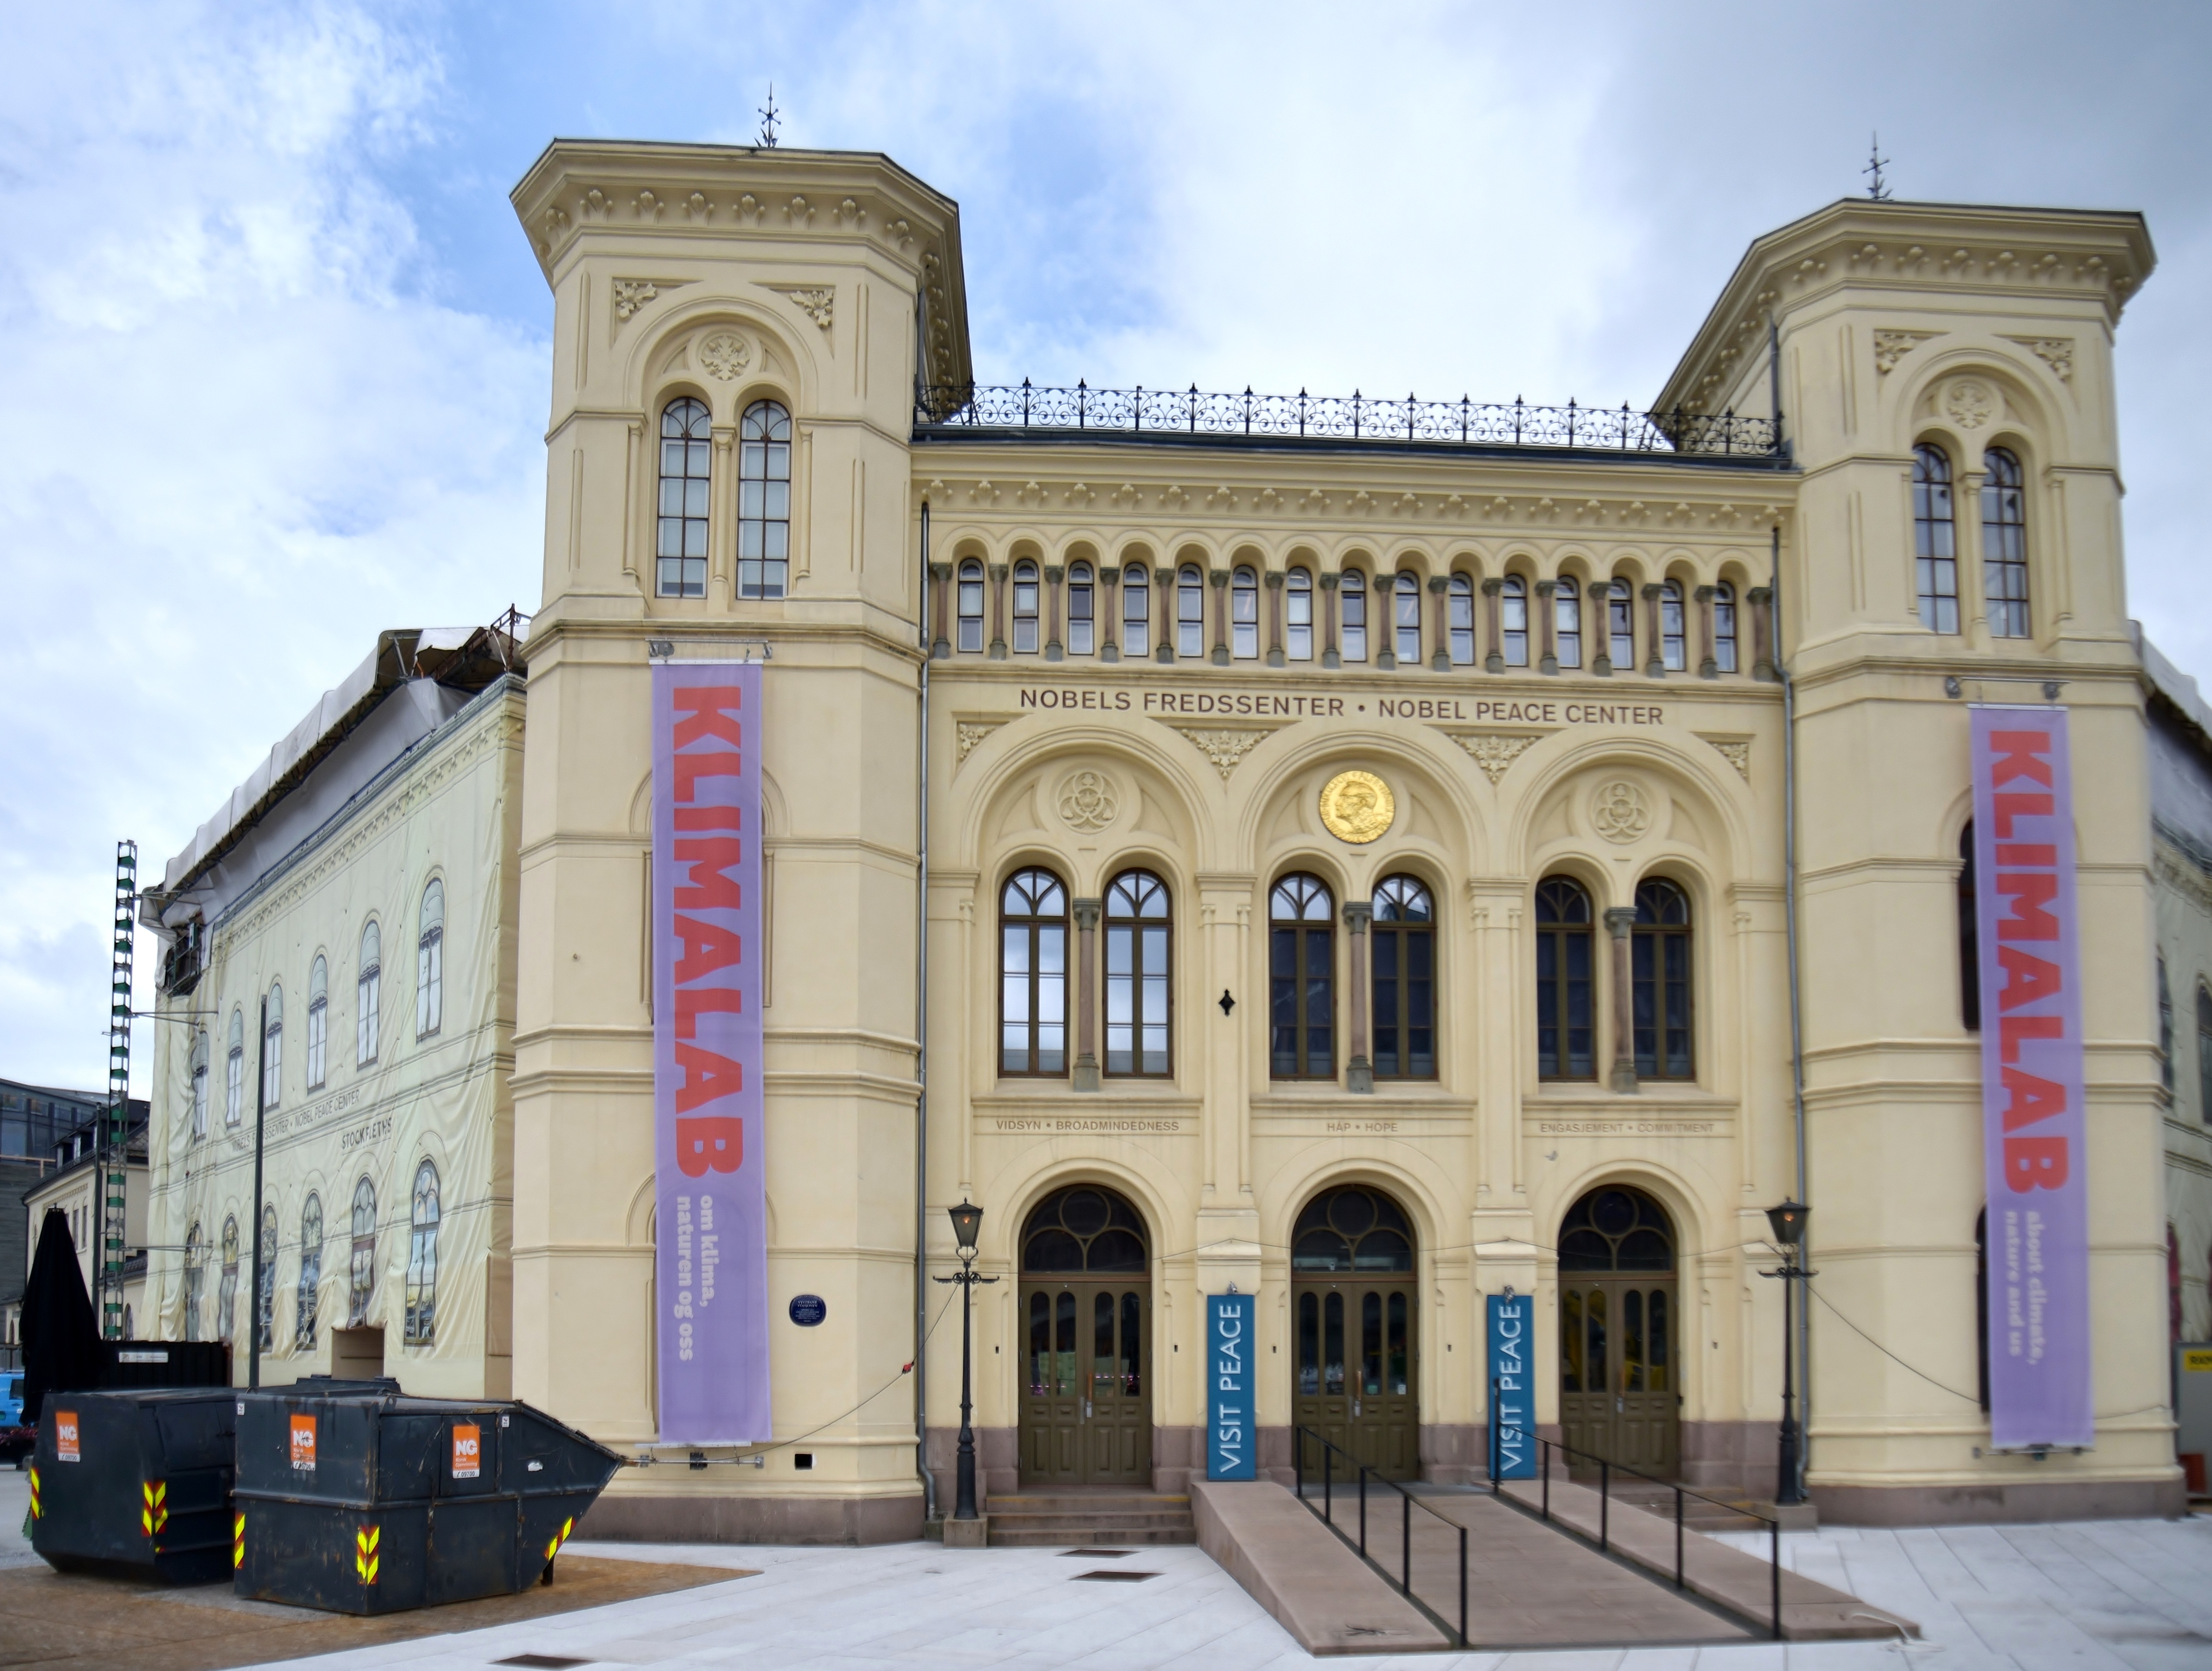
[1970,705,2092,1448]
[653,662,770,1442]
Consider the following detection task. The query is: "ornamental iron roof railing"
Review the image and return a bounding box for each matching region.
[916,380,1783,459]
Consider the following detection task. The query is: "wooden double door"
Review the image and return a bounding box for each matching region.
[1019,1280,1151,1485]
[1558,1276,1679,1476]
[1291,1278,1419,1480]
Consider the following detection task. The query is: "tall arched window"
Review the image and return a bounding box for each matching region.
[1959,821,1980,1031]
[1291,1186,1414,1273]
[1287,567,1315,661]
[406,1159,440,1346]
[1535,877,1595,1081]
[1632,879,1693,1080]
[1372,876,1436,1079]
[1660,581,1686,671]
[349,1177,377,1326]
[1914,443,1959,633]
[1501,575,1528,667]
[2159,954,2175,1092]
[417,878,444,1039]
[1555,577,1582,669]
[1176,564,1205,659]
[1983,447,2028,638]
[999,869,1068,1076]
[1232,566,1259,659]
[956,559,985,653]
[1122,564,1151,658]
[262,982,283,1109]
[656,396,712,599]
[737,399,793,599]
[189,1029,209,1139]
[218,1215,240,1348]
[1270,874,1335,1079]
[183,1222,204,1342]
[306,956,327,1090]
[1448,573,1475,665]
[1393,571,1422,664]
[1105,870,1171,1077]
[1607,579,1635,669]
[1067,561,1095,655]
[296,1192,322,1350]
[1011,559,1040,654]
[1340,570,1368,662]
[1713,582,1738,674]
[225,1008,244,1127]
[256,1203,278,1354]
[2198,986,2212,1124]
[357,920,381,1065]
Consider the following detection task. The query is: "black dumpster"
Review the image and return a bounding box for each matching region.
[232,1377,623,1614]
[28,1387,238,1584]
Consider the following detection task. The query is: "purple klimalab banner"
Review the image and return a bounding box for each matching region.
[653,661,771,1444]
[1970,705,2092,1449]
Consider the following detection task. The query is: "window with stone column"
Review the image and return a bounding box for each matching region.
[1269,874,1335,1080]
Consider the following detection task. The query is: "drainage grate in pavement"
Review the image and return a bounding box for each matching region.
[495,1658,594,1668]
[1060,1547,1133,1558]
[1071,1569,1158,1582]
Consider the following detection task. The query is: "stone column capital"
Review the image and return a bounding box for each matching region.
[1604,906,1637,938]
[1319,572,1341,592]
[1209,568,1230,588]
[1535,580,1557,598]
[1155,567,1175,587]
[1481,577,1504,596]
[1100,567,1120,588]
[928,561,953,581]
[1343,901,1373,933]
[988,562,1009,580]
[1694,584,1715,601]
[1747,585,1773,604]
[1264,570,1285,590]
[1044,565,1065,583]
[1427,574,1449,594]
[1072,897,1101,929]
[1641,582,1663,599]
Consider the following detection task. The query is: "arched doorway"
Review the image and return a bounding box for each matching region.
[1291,1185,1418,1480]
[1557,1185,1679,1476]
[1018,1185,1151,1486]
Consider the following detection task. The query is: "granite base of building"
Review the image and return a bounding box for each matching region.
[581,1489,926,1546]
[1681,1421,1783,1500]
[1812,1474,2188,1526]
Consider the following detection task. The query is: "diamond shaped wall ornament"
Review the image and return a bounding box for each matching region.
[1450,732,1540,786]
[1170,725,1285,782]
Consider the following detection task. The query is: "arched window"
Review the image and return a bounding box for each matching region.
[1607,579,1634,669]
[1122,564,1151,658]
[225,1009,244,1127]
[1270,874,1335,1079]
[296,1192,323,1350]
[1067,561,1095,655]
[1632,880,1693,1079]
[1011,559,1040,654]
[956,559,985,653]
[1982,447,2029,638]
[737,399,793,599]
[218,1215,240,1348]
[1291,1186,1414,1273]
[1176,564,1205,659]
[1022,1185,1148,1273]
[1287,567,1315,661]
[1660,581,1686,671]
[1535,877,1595,1080]
[1558,1186,1674,1271]
[183,1222,204,1342]
[349,1177,377,1326]
[357,920,381,1065]
[189,1029,209,1139]
[999,868,1068,1076]
[2159,954,2175,1092]
[1105,870,1171,1077]
[1232,566,1259,659]
[256,1203,278,1353]
[1501,575,1528,667]
[1449,573,1475,665]
[406,1159,440,1346]
[262,983,283,1109]
[306,957,327,1090]
[1340,570,1368,662]
[417,878,444,1038]
[1914,443,1959,633]
[1959,822,1980,1031]
[2197,986,2212,1124]
[655,396,712,599]
[1713,582,1738,674]
[1372,876,1436,1079]
[1555,577,1582,669]
[1393,571,1422,664]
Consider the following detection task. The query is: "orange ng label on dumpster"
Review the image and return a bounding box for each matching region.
[53,1410,79,1462]
[451,1423,481,1479]
[289,1413,317,1471]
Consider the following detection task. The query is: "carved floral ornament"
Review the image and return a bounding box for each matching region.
[1057,769,1120,833]
[1943,378,1997,432]
[1590,780,1653,844]
[699,332,752,381]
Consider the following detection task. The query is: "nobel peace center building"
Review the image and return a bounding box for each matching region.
[137,139,2209,1541]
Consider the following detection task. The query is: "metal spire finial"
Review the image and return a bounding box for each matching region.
[1864,131,1892,201]
[758,84,781,149]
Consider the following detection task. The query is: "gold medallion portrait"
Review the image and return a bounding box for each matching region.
[1318,770,1395,844]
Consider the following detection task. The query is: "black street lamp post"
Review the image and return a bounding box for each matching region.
[1761,1199,1812,1507]
[934,1199,997,1522]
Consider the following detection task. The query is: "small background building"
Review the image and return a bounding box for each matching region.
[2,1080,118,1364]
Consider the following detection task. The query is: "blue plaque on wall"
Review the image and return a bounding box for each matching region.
[1487,1291,1536,1480]
[788,1294,827,1327]
[1206,1291,1256,1481]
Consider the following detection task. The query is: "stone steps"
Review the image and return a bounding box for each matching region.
[984,1491,1197,1547]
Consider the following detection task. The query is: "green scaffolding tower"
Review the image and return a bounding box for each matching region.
[101,840,137,1339]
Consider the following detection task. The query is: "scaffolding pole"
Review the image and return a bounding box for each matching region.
[101,840,137,1339]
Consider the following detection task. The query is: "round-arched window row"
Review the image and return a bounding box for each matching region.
[1915,441,2030,639]
[655,397,792,601]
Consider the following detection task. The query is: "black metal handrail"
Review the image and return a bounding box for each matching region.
[915,380,1783,458]
[1292,1424,1467,1647]
[1490,1416,1785,1641]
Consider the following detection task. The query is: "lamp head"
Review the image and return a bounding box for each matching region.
[947,1199,984,1260]
[1766,1199,1809,1250]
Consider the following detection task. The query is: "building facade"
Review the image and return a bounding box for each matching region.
[5,1083,142,1357]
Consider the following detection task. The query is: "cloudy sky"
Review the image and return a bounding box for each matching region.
[5,0,2208,1098]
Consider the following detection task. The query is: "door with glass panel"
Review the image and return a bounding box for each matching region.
[1556,1186,1679,1476]
[1290,1186,1418,1480]
[1018,1186,1151,1487]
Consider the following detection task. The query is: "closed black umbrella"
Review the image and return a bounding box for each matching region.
[21,1207,101,1425]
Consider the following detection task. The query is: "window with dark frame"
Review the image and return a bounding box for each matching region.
[1232,566,1259,659]
[2197,987,2212,1124]
[1286,567,1314,661]
[1713,582,1738,673]
[1393,572,1422,664]
[1535,876,1595,1080]
[1660,580,1686,671]
[1105,870,1172,1076]
[1982,447,2029,638]
[656,397,712,598]
[1555,577,1582,669]
[956,559,985,653]
[1914,443,1959,633]
[357,919,381,1066]
[1631,878,1693,1080]
[1607,579,1634,669]
[1011,559,1040,654]
[1270,873,1335,1079]
[1000,868,1068,1075]
[405,1159,440,1346]
[1448,573,1475,665]
[256,1204,278,1354]
[1371,875,1436,1079]
[1122,564,1151,657]
[2159,954,2175,1091]
[736,399,793,599]
[1176,566,1205,659]
[306,956,327,1090]
[296,1192,322,1350]
[349,1177,377,1326]
[1067,561,1095,654]
[1501,576,1528,667]
[1340,570,1368,662]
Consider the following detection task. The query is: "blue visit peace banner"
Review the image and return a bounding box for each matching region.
[1207,1292,1256,1481]
[1487,1291,1536,1480]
